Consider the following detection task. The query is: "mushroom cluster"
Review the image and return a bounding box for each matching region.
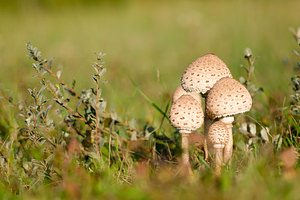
[169,53,252,174]
[169,87,204,174]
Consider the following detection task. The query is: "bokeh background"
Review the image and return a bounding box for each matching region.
[0,0,299,121]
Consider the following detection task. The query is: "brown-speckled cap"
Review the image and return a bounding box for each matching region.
[207,121,229,148]
[181,54,232,94]
[206,77,252,119]
[172,85,201,104]
[169,94,204,132]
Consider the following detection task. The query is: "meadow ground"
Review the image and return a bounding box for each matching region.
[0,0,300,199]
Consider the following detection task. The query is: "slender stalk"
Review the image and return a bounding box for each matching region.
[34,66,87,123]
[94,58,102,155]
[180,131,192,175]
[220,117,234,164]
[33,66,112,136]
[204,117,213,160]
[103,110,143,134]
[25,122,37,145]
[181,132,190,166]
[215,147,223,176]
[29,47,139,142]
[223,124,233,164]
[32,55,81,100]
[0,90,29,118]
[245,54,254,88]
[33,107,38,143]
[203,94,212,161]
[108,134,112,166]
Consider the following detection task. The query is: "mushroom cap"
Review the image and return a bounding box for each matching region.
[172,85,201,104]
[181,53,232,94]
[207,121,229,148]
[206,77,252,119]
[169,94,204,132]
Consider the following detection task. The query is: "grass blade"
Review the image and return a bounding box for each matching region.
[130,79,168,119]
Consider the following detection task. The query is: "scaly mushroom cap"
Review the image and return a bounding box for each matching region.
[181,53,232,94]
[207,121,229,148]
[206,77,252,119]
[172,85,201,104]
[169,94,204,132]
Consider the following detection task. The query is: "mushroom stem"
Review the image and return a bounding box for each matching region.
[181,132,190,167]
[215,147,223,175]
[219,117,234,165]
[203,95,212,161]
[180,131,192,175]
[224,125,233,164]
[207,121,229,175]
[204,117,213,160]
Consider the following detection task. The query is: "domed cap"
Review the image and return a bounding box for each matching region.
[207,121,229,148]
[172,85,201,104]
[206,77,252,119]
[169,94,204,132]
[181,54,232,94]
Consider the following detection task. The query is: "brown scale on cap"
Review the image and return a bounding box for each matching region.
[172,85,201,104]
[181,54,232,94]
[206,77,252,119]
[207,121,229,147]
[169,94,204,132]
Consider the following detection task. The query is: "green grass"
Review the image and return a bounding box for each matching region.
[0,0,300,199]
[1,0,299,118]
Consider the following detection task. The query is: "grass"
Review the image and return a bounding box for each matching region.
[0,0,300,199]
[1,0,300,115]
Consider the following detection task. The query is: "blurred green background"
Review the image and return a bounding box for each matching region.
[0,2,300,199]
[0,0,299,122]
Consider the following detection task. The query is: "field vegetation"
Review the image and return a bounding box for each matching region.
[0,0,300,199]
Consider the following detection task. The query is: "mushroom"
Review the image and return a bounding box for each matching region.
[181,53,232,160]
[169,94,204,174]
[206,77,252,164]
[172,85,201,104]
[181,53,232,94]
[207,121,229,175]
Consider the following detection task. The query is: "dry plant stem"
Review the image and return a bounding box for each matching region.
[34,55,140,137]
[37,56,138,134]
[34,67,87,123]
[1,84,127,143]
[33,66,116,137]
[215,147,223,176]
[33,56,81,101]
[245,56,254,88]
[220,116,234,164]
[30,48,139,142]
[94,59,102,154]
[0,90,29,118]
[1,74,129,146]
[28,48,134,144]
[180,131,192,174]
